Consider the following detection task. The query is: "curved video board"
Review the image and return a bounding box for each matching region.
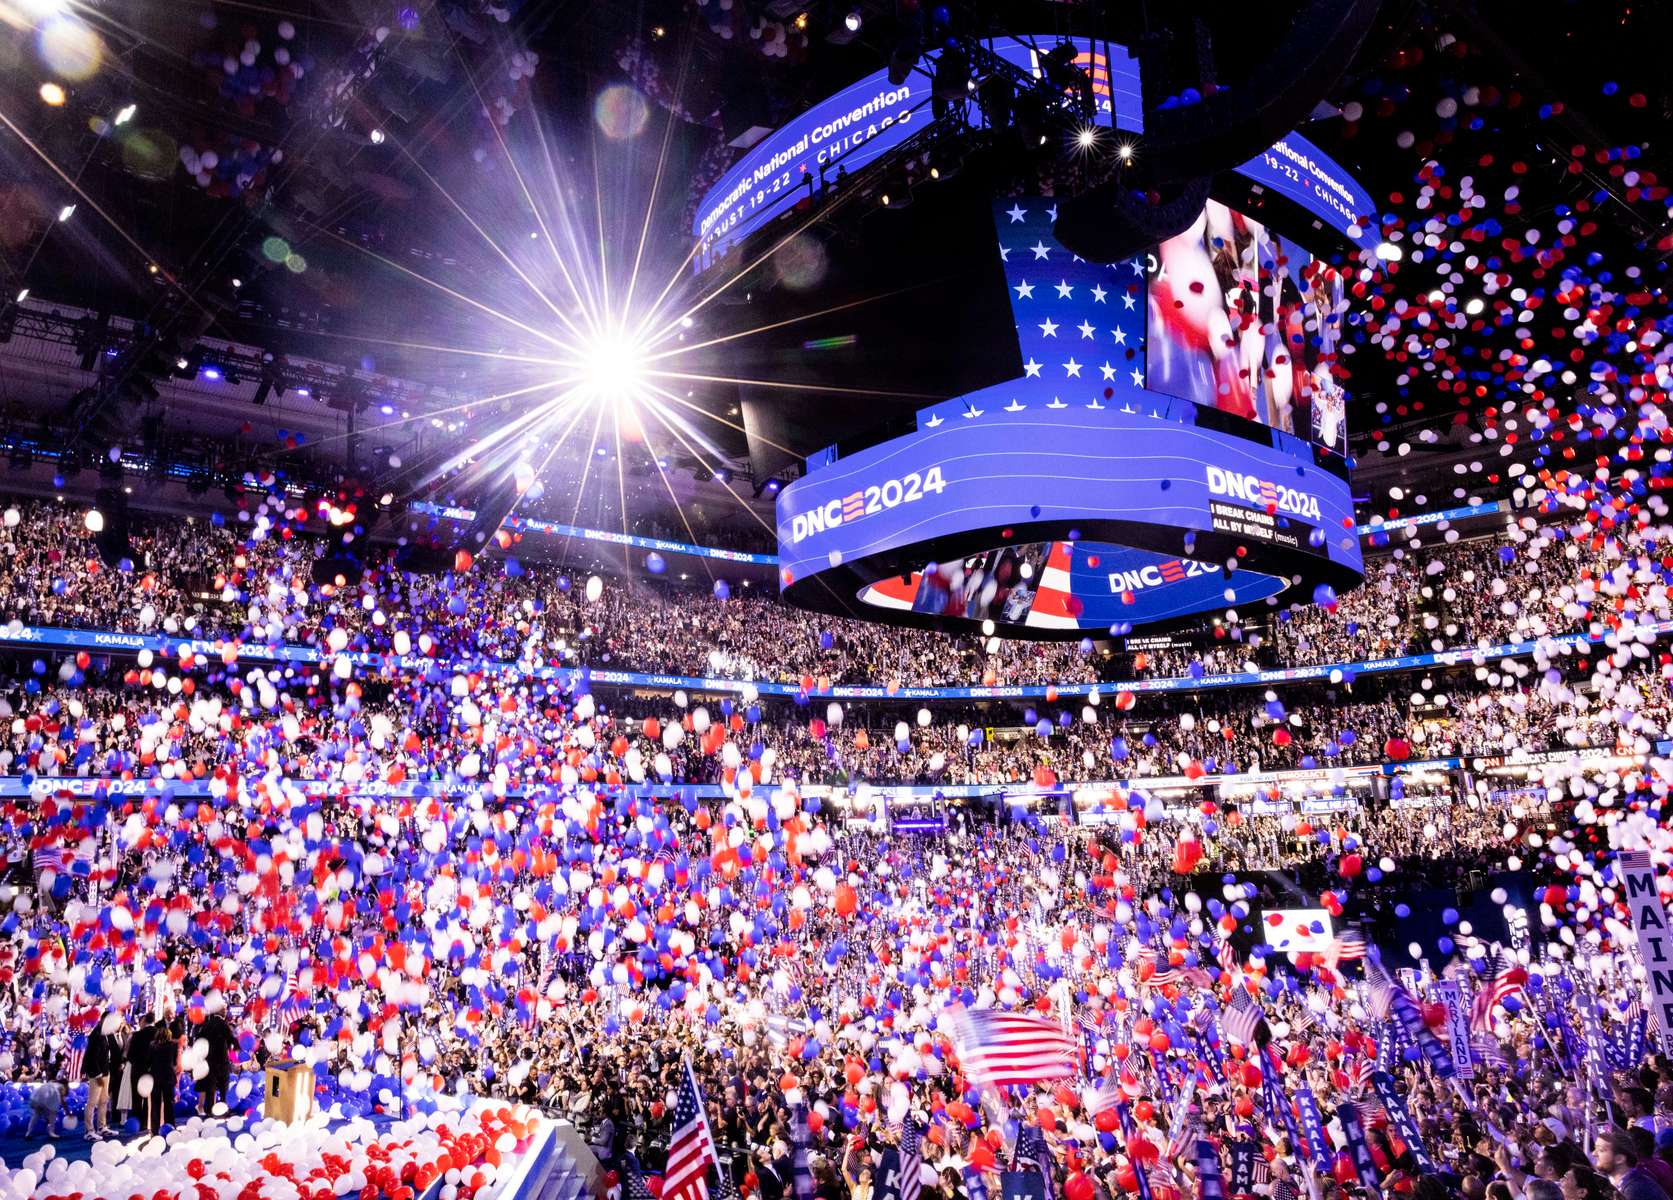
[775,395,1362,637]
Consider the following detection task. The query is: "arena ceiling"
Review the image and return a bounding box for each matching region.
[0,0,1668,541]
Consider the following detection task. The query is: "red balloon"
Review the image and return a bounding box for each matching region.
[1333,1152,1357,1187]
[1036,1107,1058,1133]
[1066,1174,1096,1200]
[1095,1109,1120,1133]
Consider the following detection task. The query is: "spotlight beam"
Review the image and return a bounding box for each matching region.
[386,136,594,345]
[646,369,942,401]
[423,49,605,341]
[307,222,570,351]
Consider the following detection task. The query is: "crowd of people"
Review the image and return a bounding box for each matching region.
[0,483,1667,1200]
[0,498,1652,697]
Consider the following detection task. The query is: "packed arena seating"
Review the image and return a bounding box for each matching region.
[0,499,1655,695]
[8,0,1673,1197]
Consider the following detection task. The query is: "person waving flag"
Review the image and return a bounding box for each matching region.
[665,1058,719,1200]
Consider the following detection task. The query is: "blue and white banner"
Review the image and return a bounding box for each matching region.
[1370,1071,1435,1173]
[1194,1140,1225,1200]
[1336,1103,1381,1190]
[1295,1087,1334,1175]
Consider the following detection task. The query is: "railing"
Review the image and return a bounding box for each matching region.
[1,618,1661,702]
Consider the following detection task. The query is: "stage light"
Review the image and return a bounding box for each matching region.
[39,82,65,106]
[57,203,76,222]
[579,334,647,404]
[114,103,136,125]
[845,10,861,31]
[15,289,27,304]
[370,128,385,144]
[1117,143,1134,161]
[1077,128,1097,149]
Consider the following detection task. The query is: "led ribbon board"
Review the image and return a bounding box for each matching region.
[774,395,1363,637]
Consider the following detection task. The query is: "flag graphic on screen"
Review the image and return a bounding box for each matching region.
[994,200,1147,402]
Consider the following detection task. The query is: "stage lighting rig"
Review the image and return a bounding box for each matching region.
[1052,0,1380,262]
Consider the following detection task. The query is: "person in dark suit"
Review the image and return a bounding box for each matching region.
[198,1008,235,1117]
[81,1015,115,1137]
[145,1015,178,1134]
[127,1018,157,1132]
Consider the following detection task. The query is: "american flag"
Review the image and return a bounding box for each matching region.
[1221,989,1266,1048]
[1364,961,1398,1021]
[1330,929,1367,961]
[1085,1070,1123,1117]
[993,199,1149,399]
[32,844,70,877]
[1014,1124,1058,1200]
[63,1034,86,1083]
[1469,949,1525,1033]
[1217,939,1238,974]
[665,1060,718,1200]
[1289,1010,1318,1038]
[273,970,309,1026]
[789,1104,815,1200]
[1344,1057,1375,1097]
[899,1119,925,1200]
[949,1009,1080,1087]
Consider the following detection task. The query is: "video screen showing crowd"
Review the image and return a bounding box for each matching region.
[1147,201,1350,457]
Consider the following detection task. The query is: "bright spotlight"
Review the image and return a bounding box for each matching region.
[1117,142,1134,161]
[579,335,647,403]
[1076,127,1097,149]
[845,10,862,31]
[114,103,136,125]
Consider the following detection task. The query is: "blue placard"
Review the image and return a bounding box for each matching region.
[1001,1171,1048,1200]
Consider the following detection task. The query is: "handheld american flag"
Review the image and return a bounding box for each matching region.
[949,1008,1081,1087]
[1221,989,1267,1048]
[898,1118,925,1200]
[665,1059,718,1200]
[1468,949,1526,1034]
